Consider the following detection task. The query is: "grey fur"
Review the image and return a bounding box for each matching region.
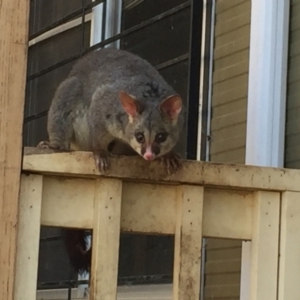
[45,48,184,171]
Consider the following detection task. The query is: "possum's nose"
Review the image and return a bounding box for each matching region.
[143,146,155,160]
[144,152,154,160]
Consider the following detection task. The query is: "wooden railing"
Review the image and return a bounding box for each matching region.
[14,147,300,300]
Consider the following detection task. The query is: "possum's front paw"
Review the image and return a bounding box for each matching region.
[37,141,68,152]
[159,151,182,174]
[37,141,52,149]
[93,150,110,173]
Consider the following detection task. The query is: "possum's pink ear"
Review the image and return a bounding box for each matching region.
[119,91,139,117]
[159,95,182,119]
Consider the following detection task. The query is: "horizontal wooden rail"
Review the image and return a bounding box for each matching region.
[40,176,253,240]
[23,147,300,192]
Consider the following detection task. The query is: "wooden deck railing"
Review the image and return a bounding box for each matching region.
[14,147,300,300]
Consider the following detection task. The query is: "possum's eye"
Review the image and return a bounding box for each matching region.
[135,132,145,144]
[155,132,168,143]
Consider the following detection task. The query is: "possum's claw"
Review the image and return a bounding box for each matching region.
[94,150,110,173]
[37,141,52,149]
[37,141,68,152]
[159,151,182,174]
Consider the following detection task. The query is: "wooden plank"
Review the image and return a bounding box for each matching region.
[41,177,95,228]
[287,0,300,171]
[205,273,241,286]
[278,191,300,300]
[250,191,280,300]
[90,178,122,300]
[40,177,253,239]
[206,239,242,249]
[206,247,241,261]
[215,12,250,37]
[214,37,250,60]
[205,259,241,274]
[15,174,43,300]
[0,1,30,299]
[213,85,248,106]
[205,284,241,299]
[214,50,249,73]
[203,188,252,239]
[213,74,249,96]
[23,148,300,192]
[213,60,249,84]
[216,0,249,14]
[210,147,246,164]
[173,185,203,300]
[121,182,177,234]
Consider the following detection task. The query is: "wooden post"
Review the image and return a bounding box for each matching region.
[278,191,300,300]
[90,178,123,300]
[0,1,30,299]
[250,191,280,300]
[14,174,43,300]
[173,185,204,300]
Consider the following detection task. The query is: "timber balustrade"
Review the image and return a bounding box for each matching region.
[14,147,300,300]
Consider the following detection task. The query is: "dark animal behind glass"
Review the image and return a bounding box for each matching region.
[39,48,185,173]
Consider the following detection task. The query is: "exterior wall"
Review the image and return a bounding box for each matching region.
[205,240,242,300]
[285,0,300,168]
[205,0,251,299]
[210,0,250,164]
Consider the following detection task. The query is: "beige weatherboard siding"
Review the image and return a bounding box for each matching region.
[210,0,250,164]
[206,0,251,299]
[286,0,300,169]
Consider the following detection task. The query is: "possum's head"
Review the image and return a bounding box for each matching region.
[118,91,184,161]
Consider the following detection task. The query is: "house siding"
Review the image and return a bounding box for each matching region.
[285,1,300,169]
[205,0,251,299]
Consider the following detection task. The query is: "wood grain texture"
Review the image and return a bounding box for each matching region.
[41,177,95,228]
[23,147,300,192]
[40,176,254,240]
[278,191,300,300]
[285,0,300,169]
[210,0,250,166]
[0,1,30,299]
[173,185,203,300]
[90,179,122,300]
[250,191,280,300]
[15,175,43,300]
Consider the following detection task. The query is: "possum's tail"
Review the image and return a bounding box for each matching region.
[62,228,91,274]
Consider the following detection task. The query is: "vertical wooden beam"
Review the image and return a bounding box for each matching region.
[250,191,280,300]
[90,179,122,300]
[0,0,30,299]
[173,185,204,300]
[278,191,300,300]
[14,174,43,300]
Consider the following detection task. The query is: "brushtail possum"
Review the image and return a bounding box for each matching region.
[38,48,184,173]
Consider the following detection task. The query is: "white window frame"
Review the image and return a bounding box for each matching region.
[197,0,215,162]
[29,13,92,47]
[28,0,123,49]
[240,1,290,299]
[90,0,122,48]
